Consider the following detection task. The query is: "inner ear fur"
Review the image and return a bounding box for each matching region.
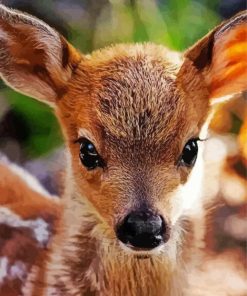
[179,11,247,102]
[0,4,82,106]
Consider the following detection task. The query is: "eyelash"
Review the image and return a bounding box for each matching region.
[74,137,84,144]
[197,137,207,142]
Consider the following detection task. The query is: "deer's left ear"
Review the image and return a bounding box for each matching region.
[179,11,247,103]
[0,5,82,107]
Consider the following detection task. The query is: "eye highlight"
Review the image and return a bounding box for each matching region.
[77,138,104,170]
[179,138,199,167]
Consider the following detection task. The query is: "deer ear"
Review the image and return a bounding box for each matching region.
[0,5,82,107]
[180,11,247,103]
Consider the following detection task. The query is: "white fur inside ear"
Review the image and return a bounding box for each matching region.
[0,73,57,107]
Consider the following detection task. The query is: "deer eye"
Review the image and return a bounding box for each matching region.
[179,139,199,167]
[78,138,104,170]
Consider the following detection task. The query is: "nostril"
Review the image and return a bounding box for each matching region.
[116,211,168,250]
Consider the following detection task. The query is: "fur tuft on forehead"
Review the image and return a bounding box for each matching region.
[89,44,186,143]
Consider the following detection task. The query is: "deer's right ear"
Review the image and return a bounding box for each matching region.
[178,11,247,104]
[0,5,82,107]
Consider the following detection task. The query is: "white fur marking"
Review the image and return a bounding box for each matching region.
[0,207,50,246]
[0,257,8,284]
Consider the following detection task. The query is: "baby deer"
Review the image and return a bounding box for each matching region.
[0,4,246,296]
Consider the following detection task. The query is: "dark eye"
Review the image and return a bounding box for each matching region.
[179,139,198,167]
[78,138,104,170]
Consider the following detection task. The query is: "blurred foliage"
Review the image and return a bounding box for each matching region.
[1,0,223,158]
[3,89,62,157]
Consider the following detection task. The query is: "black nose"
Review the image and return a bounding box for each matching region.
[116,211,167,250]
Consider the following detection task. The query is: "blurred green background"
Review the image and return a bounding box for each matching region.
[0,0,245,162]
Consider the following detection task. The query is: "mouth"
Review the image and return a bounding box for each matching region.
[119,241,164,256]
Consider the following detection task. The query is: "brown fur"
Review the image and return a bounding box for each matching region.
[0,164,60,219]
[0,157,61,296]
[0,4,246,295]
[57,44,204,223]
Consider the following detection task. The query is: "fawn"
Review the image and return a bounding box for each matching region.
[0,4,246,296]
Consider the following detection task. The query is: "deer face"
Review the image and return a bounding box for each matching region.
[0,5,246,253]
[55,45,208,252]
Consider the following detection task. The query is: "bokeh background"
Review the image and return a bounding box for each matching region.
[0,0,246,277]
